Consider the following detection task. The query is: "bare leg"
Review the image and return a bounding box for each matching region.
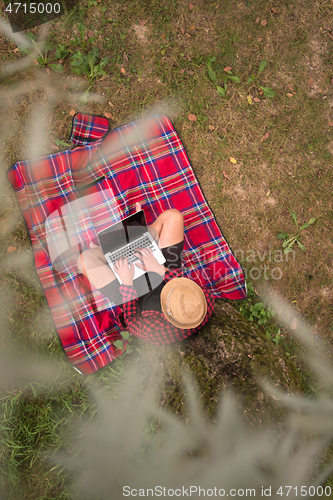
[148,209,184,248]
[76,244,116,289]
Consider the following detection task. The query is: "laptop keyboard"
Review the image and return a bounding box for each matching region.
[107,235,154,265]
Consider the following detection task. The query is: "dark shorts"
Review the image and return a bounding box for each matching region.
[98,241,184,312]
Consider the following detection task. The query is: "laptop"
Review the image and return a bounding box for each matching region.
[97,210,166,284]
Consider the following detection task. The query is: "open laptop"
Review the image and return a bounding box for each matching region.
[97,210,166,284]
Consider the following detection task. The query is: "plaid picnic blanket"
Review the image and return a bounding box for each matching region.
[7,113,246,375]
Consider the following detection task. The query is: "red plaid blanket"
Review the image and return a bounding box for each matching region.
[7,113,246,374]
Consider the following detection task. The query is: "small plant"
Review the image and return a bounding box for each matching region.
[277,210,316,254]
[70,47,109,89]
[240,300,276,325]
[113,330,133,355]
[207,57,241,98]
[247,58,276,98]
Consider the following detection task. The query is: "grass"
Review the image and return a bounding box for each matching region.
[0,0,333,496]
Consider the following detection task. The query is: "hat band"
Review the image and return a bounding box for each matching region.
[166,284,182,318]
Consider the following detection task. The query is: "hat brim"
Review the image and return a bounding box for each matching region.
[160,278,207,329]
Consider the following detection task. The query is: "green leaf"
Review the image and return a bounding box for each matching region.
[258,58,268,75]
[289,210,298,227]
[208,66,217,82]
[297,240,306,251]
[114,340,124,350]
[121,331,131,341]
[49,63,64,73]
[216,85,226,97]
[258,86,276,98]
[277,232,289,239]
[226,74,241,83]
[300,218,316,231]
[247,74,256,83]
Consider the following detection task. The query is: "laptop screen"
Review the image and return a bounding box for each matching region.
[97,210,147,254]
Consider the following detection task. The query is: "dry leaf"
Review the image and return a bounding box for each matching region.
[257,37,263,42]
[290,318,297,330]
[189,3,194,9]
[185,33,191,37]
[224,66,232,72]
[308,77,314,88]
[186,70,195,75]
[179,68,185,74]
[180,27,185,34]
[209,125,214,130]
[253,97,261,102]
[266,190,270,196]
[271,7,279,14]
[7,246,17,253]
[222,169,231,181]
[69,109,76,116]
[288,84,294,91]
[229,157,237,164]
[286,92,293,98]
[247,95,253,105]
[108,101,114,107]
[104,112,114,120]
[120,67,126,75]
[190,25,195,30]
[255,17,260,23]
[329,121,333,127]
[260,132,270,142]
[188,113,197,121]
[261,19,268,26]
[138,19,147,25]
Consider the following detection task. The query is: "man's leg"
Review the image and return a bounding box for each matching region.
[148,209,184,248]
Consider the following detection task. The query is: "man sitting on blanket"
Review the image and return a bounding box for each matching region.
[77,203,215,346]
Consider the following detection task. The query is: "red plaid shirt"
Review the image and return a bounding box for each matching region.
[115,269,215,346]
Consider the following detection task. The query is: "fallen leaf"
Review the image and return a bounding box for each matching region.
[260,132,270,142]
[209,125,214,130]
[257,37,263,41]
[229,156,237,164]
[138,19,147,25]
[308,77,314,88]
[108,101,114,107]
[188,113,197,121]
[266,190,270,196]
[189,3,194,9]
[104,112,114,120]
[224,66,232,72]
[185,33,191,37]
[247,95,253,105]
[120,67,126,74]
[286,92,293,97]
[271,7,279,14]
[290,318,297,330]
[180,27,185,34]
[255,17,260,23]
[190,25,195,30]
[287,84,294,91]
[186,69,195,75]
[179,68,185,74]
[261,19,267,26]
[329,121,333,126]
[259,90,263,95]
[253,97,261,102]
[222,169,231,180]
[69,109,76,116]
[7,246,17,253]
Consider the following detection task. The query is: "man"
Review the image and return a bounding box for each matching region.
[77,203,215,345]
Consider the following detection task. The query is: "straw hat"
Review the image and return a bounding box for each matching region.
[160,278,207,329]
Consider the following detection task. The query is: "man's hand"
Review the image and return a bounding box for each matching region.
[134,247,166,276]
[114,257,135,286]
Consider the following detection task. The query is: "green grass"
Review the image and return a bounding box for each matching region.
[1,0,333,495]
